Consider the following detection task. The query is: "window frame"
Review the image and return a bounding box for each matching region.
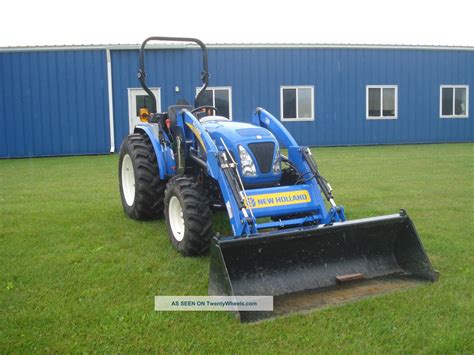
[280,85,315,122]
[439,85,469,119]
[127,87,161,133]
[366,85,398,120]
[195,86,233,120]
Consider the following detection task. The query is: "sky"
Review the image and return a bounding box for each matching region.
[0,0,473,47]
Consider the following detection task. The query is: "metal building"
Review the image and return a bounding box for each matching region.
[0,44,473,158]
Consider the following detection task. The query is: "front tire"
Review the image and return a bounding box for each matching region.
[118,133,166,220]
[164,175,213,256]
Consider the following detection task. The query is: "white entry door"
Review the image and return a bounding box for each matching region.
[127,88,161,133]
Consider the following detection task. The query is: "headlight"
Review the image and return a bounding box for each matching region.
[238,145,257,176]
[273,147,281,174]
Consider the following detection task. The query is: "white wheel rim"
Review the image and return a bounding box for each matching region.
[121,154,135,206]
[169,196,185,241]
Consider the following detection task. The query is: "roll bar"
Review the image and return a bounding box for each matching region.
[137,36,210,109]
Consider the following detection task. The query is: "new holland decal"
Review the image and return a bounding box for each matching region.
[245,190,311,209]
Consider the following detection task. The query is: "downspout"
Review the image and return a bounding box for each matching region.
[106,49,115,153]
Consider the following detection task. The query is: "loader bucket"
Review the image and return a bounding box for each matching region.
[209,211,438,322]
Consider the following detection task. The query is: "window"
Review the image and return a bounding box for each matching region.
[366,85,398,119]
[196,86,232,119]
[440,85,469,118]
[280,86,314,121]
[127,88,161,133]
[135,95,156,116]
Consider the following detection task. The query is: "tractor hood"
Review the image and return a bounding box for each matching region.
[202,119,281,186]
[202,120,274,144]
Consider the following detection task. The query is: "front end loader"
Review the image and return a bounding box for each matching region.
[118,36,438,322]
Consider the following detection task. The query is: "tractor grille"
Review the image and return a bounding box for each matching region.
[247,142,275,174]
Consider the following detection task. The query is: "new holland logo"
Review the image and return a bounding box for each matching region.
[246,197,257,208]
[245,190,311,209]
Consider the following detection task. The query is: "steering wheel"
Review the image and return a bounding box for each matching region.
[191,105,218,115]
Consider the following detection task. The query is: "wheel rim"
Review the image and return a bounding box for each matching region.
[121,154,135,206]
[169,196,185,241]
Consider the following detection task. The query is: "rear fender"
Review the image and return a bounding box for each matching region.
[134,123,173,180]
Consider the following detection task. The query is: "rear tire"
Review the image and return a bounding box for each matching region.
[119,133,166,220]
[164,175,213,256]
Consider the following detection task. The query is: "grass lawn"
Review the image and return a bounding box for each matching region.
[1,143,473,353]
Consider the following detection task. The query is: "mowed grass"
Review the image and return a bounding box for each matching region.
[0,143,473,353]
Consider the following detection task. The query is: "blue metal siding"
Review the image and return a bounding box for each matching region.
[111,47,473,149]
[0,50,109,158]
[1,46,473,158]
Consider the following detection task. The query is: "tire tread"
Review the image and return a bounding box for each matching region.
[119,133,165,220]
[164,175,213,256]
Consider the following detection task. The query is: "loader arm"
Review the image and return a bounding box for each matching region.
[177,108,344,236]
[252,107,345,223]
[175,110,258,236]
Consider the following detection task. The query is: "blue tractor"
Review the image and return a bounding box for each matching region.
[119,37,437,322]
